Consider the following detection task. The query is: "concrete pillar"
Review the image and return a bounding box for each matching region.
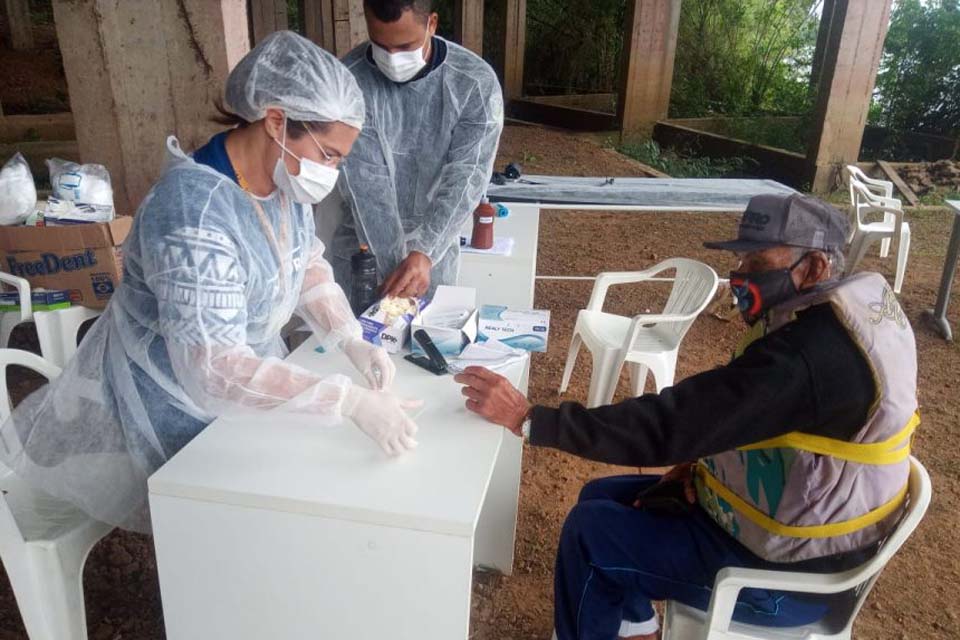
[52,0,249,214]
[454,0,483,56]
[2,0,33,50]
[502,0,526,100]
[807,0,892,193]
[304,0,366,56]
[249,0,288,44]
[617,0,681,143]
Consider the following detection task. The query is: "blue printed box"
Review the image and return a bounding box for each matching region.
[0,289,72,312]
[477,305,551,352]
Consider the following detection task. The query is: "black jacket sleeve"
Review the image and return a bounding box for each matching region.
[529,303,876,467]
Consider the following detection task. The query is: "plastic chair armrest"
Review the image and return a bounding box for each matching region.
[0,273,32,322]
[704,565,871,634]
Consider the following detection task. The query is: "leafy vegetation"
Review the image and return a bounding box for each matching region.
[618,140,751,178]
[872,0,960,138]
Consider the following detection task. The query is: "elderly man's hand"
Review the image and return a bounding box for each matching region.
[454,366,532,437]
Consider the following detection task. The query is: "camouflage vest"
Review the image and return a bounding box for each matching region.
[696,272,918,563]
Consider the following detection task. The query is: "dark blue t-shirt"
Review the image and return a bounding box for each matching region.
[192,131,239,184]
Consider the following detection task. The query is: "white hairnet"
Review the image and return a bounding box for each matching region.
[226,30,365,129]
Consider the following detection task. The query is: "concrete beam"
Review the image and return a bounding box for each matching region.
[454,0,483,56]
[617,0,681,143]
[52,0,249,214]
[502,0,526,100]
[249,0,288,44]
[807,0,892,193]
[1,0,33,50]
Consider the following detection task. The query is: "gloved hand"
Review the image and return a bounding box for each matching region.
[341,386,421,456]
[344,338,396,390]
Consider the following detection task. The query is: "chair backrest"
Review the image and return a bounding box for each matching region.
[846,165,894,200]
[628,258,718,349]
[0,349,61,424]
[0,349,62,548]
[697,457,931,639]
[837,456,932,631]
[0,273,33,324]
[848,178,904,226]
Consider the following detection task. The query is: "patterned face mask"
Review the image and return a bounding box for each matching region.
[729,253,809,325]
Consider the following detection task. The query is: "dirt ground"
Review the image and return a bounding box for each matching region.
[0,125,956,639]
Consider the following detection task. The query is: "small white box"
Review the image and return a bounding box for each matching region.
[410,286,478,357]
[358,296,425,353]
[478,305,551,352]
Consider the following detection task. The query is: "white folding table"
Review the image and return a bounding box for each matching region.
[148,204,540,640]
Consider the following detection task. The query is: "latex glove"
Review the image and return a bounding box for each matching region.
[344,338,396,390]
[342,386,421,456]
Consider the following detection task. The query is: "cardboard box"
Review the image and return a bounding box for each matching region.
[0,289,72,312]
[0,217,132,309]
[358,296,425,354]
[411,285,478,357]
[478,305,551,352]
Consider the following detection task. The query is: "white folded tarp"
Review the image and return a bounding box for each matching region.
[487,175,796,211]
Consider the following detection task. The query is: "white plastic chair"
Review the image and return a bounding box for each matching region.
[0,273,101,367]
[0,273,34,354]
[846,165,896,257]
[662,456,932,640]
[559,259,719,407]
[844,176,911,295]
[0,349,113,639]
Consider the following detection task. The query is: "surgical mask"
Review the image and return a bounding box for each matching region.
[729,253,809,326]
[272,119,339,204]
[371,36,429,83]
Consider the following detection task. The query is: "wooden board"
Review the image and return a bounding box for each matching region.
[878,159,920,206]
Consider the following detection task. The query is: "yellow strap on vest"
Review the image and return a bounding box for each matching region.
[739,412,919,466]
[696,464,908,538]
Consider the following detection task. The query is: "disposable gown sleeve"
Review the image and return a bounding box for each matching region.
[406,82,504,261]
[339,130,407,269]
[148,223,353,419]
[296,236,363,351]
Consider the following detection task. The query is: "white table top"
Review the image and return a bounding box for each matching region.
[946,199,960,214]
[148,343,526,537]
[150,199,541,537]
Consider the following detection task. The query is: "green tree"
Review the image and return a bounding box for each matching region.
[670,0,821,117]
[873,0,960,136]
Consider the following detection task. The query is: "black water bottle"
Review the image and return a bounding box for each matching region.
[350,244,378,316]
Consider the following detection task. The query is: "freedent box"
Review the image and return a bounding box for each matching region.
[478,305,551,352]
[0,217,132,309]
[410,285,478,357]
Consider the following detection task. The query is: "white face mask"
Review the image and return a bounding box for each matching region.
[272,120,339,205]
[371,35,429,83]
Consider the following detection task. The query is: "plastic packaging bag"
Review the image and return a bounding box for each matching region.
[45,158,115,223]
[0,153,37,226]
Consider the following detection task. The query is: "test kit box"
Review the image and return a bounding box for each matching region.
[0,216,132,309]
[0,289,72,312]
[359,296,425,353]
[478,305,551,352]
[411,285,478,357]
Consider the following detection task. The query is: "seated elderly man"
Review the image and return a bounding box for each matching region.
[456,193,918,640]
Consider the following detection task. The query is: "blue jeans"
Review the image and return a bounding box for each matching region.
[554,475,834,640]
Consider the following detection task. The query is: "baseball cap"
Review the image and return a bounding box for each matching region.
[704,193,849,253]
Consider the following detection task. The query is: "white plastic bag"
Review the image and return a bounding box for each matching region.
[45,158,115,223]
[0,153,38,226]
